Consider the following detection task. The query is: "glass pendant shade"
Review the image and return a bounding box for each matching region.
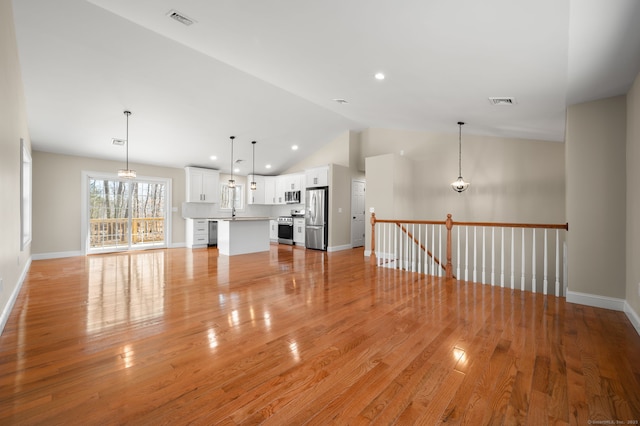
[451,176,470,192]
[451,121,469,193]
[118,110,136,179]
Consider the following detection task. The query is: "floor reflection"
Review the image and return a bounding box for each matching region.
[87,251,165,333]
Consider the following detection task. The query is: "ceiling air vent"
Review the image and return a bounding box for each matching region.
[488,97,517,106]
[167,10,196,26]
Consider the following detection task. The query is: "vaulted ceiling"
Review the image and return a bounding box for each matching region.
[12,0,640,174]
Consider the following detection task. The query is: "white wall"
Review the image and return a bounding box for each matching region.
[566,96,627,299]
[627,73,640,316]
[32,151,187,256]
[363,128,565,222]
[0,0,32,333]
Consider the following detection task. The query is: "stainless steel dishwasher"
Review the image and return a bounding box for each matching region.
[208,220,217,247]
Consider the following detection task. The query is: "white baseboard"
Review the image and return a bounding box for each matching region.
[0,256,32,335]
[364,250,371,257]
[566,290,626,311]
[328,244,353,252]
[170,242,186,248]
[624,301,640,336]
[32,250,83,260]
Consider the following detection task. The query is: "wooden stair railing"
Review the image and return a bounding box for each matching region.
[370,213,569,295]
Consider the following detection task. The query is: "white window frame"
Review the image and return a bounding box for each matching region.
[80,171,172,254]
[219,183,244,211]
[20,139,32,251]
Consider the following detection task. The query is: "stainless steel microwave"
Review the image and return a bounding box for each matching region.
[285,190,301,204]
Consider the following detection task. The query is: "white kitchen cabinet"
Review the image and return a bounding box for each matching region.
[274,176,285,204]
[306,166,329,188]
[186,218,209,248]
[293,217,305,245]
[186,167,219,202]
[269,219,278,241]
[247,175,266,205]
[264,176,277,205]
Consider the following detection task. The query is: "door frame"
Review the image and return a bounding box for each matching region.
[81,171,172,254]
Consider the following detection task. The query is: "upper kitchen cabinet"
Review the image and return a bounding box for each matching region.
[306,166,329,188]
[185,167,219,202]
[282,173,304,192]
[264,176,277,204]
[247,175,266,205]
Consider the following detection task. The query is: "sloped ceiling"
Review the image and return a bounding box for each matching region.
[12,0,640,174]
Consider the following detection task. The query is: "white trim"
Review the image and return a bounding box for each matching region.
[328,244,352,252]
[0,257,32,335]
[364,249,371,257]
[624,301,640,336]
[32,251,83,260]
[170,242,186,248]
[566,290,626,311]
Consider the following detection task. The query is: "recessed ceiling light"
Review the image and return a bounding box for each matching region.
[233,167,240,173]
[210,155,217,161]
[265,164,272,169]
[332,98,348,104]
[291,145,298,151]
[375,72,385,80]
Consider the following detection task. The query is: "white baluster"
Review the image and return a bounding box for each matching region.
[501,228,505,287]
[456,226,461,278]
[555,229,560,296]
[465,226,469,281]
[412,224,416,272]
[543,229,548,295]
[482,227,486,284]
[491,227,495,286]
[532,229,537,293]
[521,228,525,291]
[438,225,442,277]
[473,226,477,283]
[510,228,515,289]
[431,224,435,275]
[394,223,397,269]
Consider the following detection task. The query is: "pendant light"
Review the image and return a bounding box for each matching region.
[451,121,470,193]
[250,141,257,191]
[228,136,236,188]
[118,110,136,179]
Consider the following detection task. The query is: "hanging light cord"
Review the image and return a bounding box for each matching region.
[458,121,464,177]
[230,136,235,182]
[252,141,256,177]
[125,110,131,171]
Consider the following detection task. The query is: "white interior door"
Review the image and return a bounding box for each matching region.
[351,179,366,247]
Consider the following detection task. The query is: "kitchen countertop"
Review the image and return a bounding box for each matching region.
[208,217,272,221]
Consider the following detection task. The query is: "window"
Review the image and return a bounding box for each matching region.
[220,183,244,210]
[20,139,32,251]
[82,172,170,254]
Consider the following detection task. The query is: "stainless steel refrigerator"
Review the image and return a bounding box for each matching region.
[305,187,328,251]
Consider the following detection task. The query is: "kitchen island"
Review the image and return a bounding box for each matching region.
[216,217,271,256]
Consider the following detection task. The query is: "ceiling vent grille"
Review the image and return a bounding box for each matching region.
[167,10,195,26]
[488,97,517,105]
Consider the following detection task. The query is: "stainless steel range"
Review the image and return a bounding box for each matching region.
[277,216,294,245]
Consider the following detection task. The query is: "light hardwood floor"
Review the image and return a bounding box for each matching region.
[1,245,639,424]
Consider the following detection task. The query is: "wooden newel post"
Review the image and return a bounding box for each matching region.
[445,214,453,279]
[370,212,377,265]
